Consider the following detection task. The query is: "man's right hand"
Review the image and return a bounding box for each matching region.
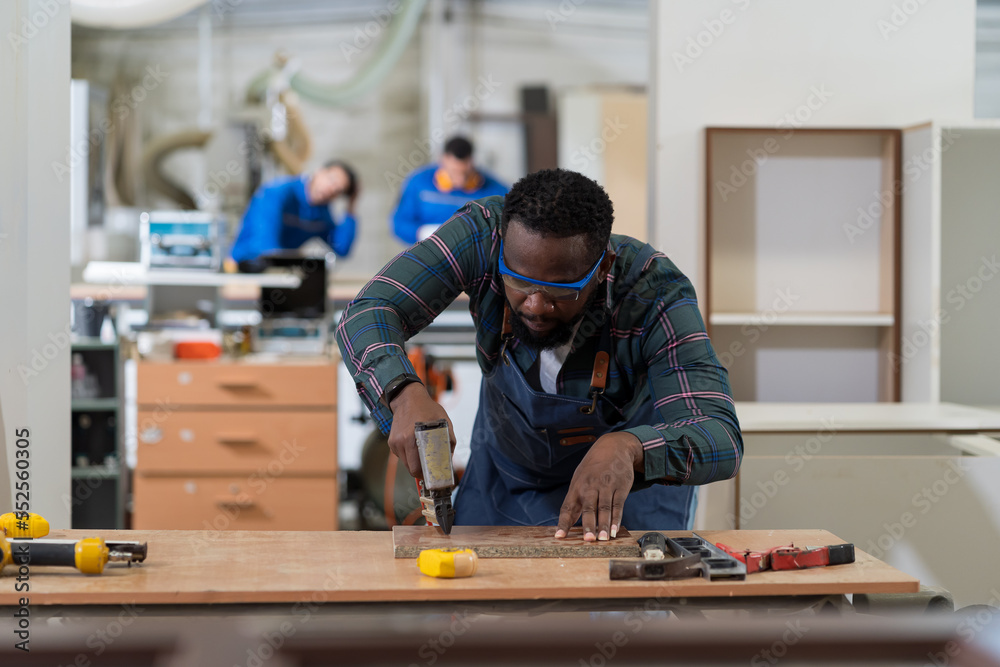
[387,382,456,479]
[347,186,359,216]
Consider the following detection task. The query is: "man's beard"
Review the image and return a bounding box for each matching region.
[506,288,600,352]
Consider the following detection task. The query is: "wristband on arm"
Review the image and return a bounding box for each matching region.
[380,373,424,411]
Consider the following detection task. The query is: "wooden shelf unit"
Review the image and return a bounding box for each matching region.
[705,127,902,402]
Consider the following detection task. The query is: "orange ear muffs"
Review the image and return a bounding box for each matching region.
[434,168,455,192]
[434,168,484,193]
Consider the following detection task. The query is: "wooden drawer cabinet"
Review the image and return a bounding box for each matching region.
[137,362,336,407]
[134,359,338,530]
[133,476,337,531]
[136,411,337,475]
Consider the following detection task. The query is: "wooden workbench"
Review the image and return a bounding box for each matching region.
[0,529,917,607]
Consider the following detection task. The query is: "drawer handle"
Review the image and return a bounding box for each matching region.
[216,497,255,509]
[216,434,258,445]
[217,378,259,389]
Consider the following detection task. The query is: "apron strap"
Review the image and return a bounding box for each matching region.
[500,304,514,364]
[580,350,610,415]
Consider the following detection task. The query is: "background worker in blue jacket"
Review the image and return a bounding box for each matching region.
[230,160,358,268]
[391,136,508,245]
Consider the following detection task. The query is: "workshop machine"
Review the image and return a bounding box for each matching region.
[250,247,334,356]
[140,210,223,271]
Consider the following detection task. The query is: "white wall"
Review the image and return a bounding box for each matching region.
[651,0,977,299]
[1,0,72,526]
[456,1,647,184]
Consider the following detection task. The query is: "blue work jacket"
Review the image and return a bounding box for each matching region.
[391,165,507,245]
[230,176,356,262]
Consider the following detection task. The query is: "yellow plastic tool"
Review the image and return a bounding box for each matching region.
[74,538,111,575]
[1,535,113,575]
[0,536,12,569]
[417,548,479,578]
[0,512,50,539]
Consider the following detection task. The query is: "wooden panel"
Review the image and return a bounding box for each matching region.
[2,529,917,606]
[133,476,337,531]
[392,525,638,558]
[877,324,897,402]
[900,124,938,402]
[880,130,902,402]
[137,362,336,408]
[878,131,900,317]
[603,90,648,243]
[706,130,759,313]
[136,410,336,475]
[939,129,1000,406]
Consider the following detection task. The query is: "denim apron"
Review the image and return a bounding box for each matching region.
[454,246,697,530]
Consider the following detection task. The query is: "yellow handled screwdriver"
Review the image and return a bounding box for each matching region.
[1,535,147,575]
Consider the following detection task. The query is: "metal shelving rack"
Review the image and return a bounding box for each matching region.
[70,338,125,529]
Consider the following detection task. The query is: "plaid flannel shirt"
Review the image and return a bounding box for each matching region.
[335,196,742,485]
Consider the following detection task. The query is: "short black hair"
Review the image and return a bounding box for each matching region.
[443,136,474,160]
[323,159,358,197]
[501,169,614,264]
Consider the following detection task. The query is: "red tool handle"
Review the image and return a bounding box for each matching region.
[771,544,856,570]
[716,542,855,573]
[715,542,793,574]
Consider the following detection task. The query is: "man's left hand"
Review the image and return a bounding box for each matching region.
[555,432,644,542]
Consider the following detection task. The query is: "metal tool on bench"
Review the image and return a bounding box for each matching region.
[609,532,747,581]
[414,419,456,535]
[715,541,855,574]
[2,535,147,575]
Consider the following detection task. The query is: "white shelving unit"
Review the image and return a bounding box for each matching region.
[706,128,901,402]
[901,121,1000,405]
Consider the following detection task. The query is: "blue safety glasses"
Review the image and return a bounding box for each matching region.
[498,239,605,301]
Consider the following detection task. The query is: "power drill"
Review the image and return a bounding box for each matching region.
[414,419,456,535]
